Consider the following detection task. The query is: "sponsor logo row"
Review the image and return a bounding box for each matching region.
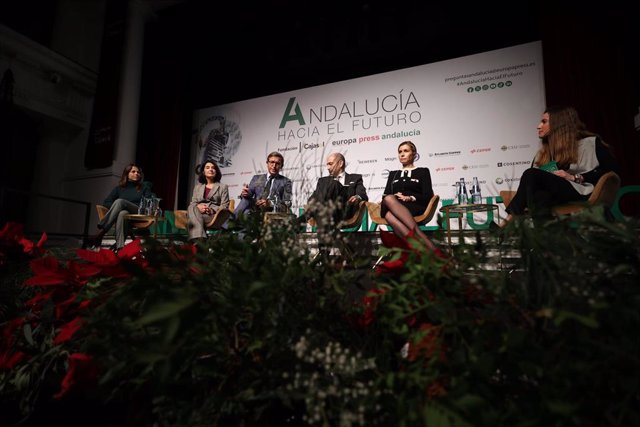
[227,161,529,177]
[217,176,521,191]
[275,138,530,155]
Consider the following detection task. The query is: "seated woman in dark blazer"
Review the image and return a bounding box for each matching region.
[187,160,229,241]
[381,141,438,251]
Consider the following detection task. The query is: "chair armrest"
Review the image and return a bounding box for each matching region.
[366,202,387,225]
[96,205,108,221]
[338,200,367,229]
[174,210,188,229]
[206,208,232,229]
[415,194,440,225]
[588,171,621,207]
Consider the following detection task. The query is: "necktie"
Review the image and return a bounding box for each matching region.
[263,176,273,198]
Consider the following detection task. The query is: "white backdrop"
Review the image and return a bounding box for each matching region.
[190,41,546,229]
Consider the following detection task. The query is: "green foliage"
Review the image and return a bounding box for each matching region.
[1,211,639,426]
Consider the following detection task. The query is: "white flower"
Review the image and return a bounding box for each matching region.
[400,342,410,359]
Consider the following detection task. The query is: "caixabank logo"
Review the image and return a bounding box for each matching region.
[500,144,531,151]
[461,164,490,171]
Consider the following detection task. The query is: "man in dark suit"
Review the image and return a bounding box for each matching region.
[235,151,292,217]
[306,152,368,229]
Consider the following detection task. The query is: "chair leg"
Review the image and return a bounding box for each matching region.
[338,241,355,264]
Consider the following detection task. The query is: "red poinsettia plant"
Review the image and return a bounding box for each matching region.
[0,222,46,268]
[0,232,153,401]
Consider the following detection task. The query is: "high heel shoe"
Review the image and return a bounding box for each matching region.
[85,235,103,248]
[85,228,106,248]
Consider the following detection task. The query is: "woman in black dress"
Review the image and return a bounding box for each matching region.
[381,141,437,251]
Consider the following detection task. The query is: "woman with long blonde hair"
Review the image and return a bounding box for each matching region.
[504,106,618,221]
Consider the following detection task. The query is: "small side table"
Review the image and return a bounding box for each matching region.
[124,214,165,238]
[263,212,295,226]
[438,204,498,249]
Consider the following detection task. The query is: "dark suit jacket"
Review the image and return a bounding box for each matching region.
[235,173,293,215]
[308,172,368,219]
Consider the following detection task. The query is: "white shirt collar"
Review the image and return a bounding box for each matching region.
[400,169,413,178]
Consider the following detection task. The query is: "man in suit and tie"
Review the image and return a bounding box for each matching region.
[306,152,368,229]
[235,151,293,217]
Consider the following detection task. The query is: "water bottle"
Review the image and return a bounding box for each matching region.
[460,178,469,204]
[152,197,162,216]
[138,197,146,214]
[145,198,154,216]
[471,177,482,204]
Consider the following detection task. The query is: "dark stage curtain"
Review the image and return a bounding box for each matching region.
[541,13,639,214]
[84,0,127,170]
[135,23,187,210]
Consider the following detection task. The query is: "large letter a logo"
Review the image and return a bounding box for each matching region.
[279,97,305,128]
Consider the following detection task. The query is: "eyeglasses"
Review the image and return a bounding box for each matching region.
[267,160,282,166]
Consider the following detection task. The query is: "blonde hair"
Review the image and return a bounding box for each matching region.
[398,141,417,162]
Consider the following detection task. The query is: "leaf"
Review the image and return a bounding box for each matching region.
[23,323,34,346]
[136,296,195,325]
[99,360,128,386]
[246,339,264,353]
[248,281,269,295]
[12,370,31,390]
[424,401,474,427]
[136,352,168,364]
[454,394,486,412]
[163,316,181,345]
[553,310,599,328]
[546,399,578,415]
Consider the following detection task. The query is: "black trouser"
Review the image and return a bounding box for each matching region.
[506,168,588,216]
[308,180,352,228]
